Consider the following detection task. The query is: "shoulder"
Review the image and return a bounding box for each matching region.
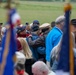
[48,27,62,36]
[48,71,56,75]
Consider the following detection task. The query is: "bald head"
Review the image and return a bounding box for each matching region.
[32,61,49,75]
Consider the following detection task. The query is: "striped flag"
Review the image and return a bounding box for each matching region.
[11,8,21,26]
[0,8,20,75]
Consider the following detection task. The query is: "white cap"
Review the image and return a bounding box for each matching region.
[1,27,6,33]
[30,23,33,28]
[39,23,50,29]
[16,52,26,64]
[55,15,65,24]
[20,24,23,27]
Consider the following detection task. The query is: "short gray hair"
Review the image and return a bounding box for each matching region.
[32,61,49,73]
[55,15,65,24]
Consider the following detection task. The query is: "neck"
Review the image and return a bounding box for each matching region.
[56,25,62,30]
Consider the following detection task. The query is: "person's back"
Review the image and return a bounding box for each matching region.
[46,26,63,62]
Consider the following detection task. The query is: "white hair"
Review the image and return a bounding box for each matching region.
[16,51,26,64]
[32,61,49,73]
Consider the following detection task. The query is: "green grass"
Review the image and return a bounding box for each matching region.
[0,1,76,25]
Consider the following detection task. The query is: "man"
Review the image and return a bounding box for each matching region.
[71,19,76,48]
[51,21,55,28]
[70,19,76,75]
[27,25,41,61]
[28,23,50,63]
[32,61,55,75]
[46,15,65,68]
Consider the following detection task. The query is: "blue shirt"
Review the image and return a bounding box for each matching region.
[46,26,63,62]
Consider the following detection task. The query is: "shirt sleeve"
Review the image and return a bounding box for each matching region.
[28,36,44,47]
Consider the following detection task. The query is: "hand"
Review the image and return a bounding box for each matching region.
[46,61,51,69]
[28,34,32,37]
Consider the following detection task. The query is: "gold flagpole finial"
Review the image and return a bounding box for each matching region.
[4,0,11,9]
[64,0,72,12]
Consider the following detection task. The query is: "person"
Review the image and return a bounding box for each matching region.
[32,61,56,75]
[50,37,62,72]
[70,19,76,75]
[71,19,76,48]
[32,20,40,26]
[1,26,6,37]
[0,23,3,42]
[16,25,27,38]
[46,15,65,69]
[51,21,55,28]
[25,22,31,36]
[28,23,51,63]
[27,25,41,61]
[17,37,32,59]
[25,22,30,30]
[17,38,35,75]
[15,52,28,75]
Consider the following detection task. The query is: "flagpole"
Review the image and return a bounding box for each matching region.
[64,1,74,75]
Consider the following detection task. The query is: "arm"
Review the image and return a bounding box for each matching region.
[28,36,45,47]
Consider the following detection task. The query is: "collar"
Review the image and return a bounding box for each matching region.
[17,70,25,75]
[54,26,63,34]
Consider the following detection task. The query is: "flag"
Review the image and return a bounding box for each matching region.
[0,8,20,75]
[11,8,21,26]
[56,3,74,75]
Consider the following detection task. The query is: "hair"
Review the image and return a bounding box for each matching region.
[0,23,3,25]
[51,21,55,28]
[71,19,76,27]
[17,38,32,59]
[55,15,65,25]
[25,22,29,25]
[32,61,49,73]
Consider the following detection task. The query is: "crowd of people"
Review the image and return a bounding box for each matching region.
[0,15,76,75]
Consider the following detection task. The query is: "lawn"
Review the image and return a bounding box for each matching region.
[0,1,76,25]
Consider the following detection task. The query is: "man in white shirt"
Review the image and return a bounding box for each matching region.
[32,61,56,75]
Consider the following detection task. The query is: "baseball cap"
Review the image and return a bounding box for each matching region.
[40,23,50,29]
[32,25,39,32]
[16,26,26,34]
[33,20,40,25]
